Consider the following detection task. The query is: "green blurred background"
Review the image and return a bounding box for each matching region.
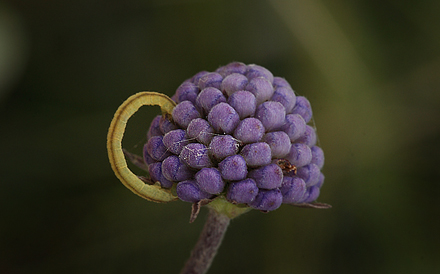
[1,0,439,273]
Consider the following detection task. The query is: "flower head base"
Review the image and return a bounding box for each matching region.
[141,62,329,214]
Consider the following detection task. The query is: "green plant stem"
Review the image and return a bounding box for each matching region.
[180,208,230,274]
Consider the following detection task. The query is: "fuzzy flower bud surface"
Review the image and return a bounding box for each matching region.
[143,62,326,212]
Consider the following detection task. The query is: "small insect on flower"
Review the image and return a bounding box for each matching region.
[275,158,297,175]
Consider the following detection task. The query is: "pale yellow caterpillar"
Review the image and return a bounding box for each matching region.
[107,91,178,203]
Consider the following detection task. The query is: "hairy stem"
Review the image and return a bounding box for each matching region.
[180,208,230,274]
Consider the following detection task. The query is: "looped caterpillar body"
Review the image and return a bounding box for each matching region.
[107,91,178,203]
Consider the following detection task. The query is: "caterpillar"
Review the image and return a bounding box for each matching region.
[107,92,178,203]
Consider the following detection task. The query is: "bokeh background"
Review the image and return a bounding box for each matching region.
[1,0,439,273]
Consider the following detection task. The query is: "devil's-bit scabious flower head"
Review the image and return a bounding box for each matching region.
[143,62,326,212]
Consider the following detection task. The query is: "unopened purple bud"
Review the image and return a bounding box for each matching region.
[240,142,272,168]
[249,189,283,211]
[273,77,292,89]
[196,87,226,115]
[218,155,248,181]
[315,173,325,188]
[246,64,274,83]
[147,115,162,140]
[148,162,174,188]
[280,176,306,204]
[176,180,212,203]
[198,72,223,90]
[191,71,209,85]
[233,118,265,144]
[291,96,312,123]
[297,163,321,187]
[226,178,259,204]
[245,77,274,104]
[282,114,306,142]
[162,155,194,181]
[255,101,286,132]
[207,102,240,134]
[163,129,188,155]
[186,118,215,146]
[175,82,199,104]
[148,162,162,182]
[227,90,257,119]
[262,131,291,158]
[216,62,248,77]
[208,135,240,162]
[296,125,317,147]
[142,144,155,165]
[146,135,171,161]
[286,143,312,167]
[179,143,212,169]
[311,146,324,169]
[159,117,178,135]
[271,86,297,114]
[195,168,225,194]
[248,163,283,189]
[300,186,320,203]
[221,73,249,96]
[172,101,201,129]
[171,93,178,103]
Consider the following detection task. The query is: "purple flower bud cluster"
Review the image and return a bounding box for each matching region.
[143,62,325,211]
